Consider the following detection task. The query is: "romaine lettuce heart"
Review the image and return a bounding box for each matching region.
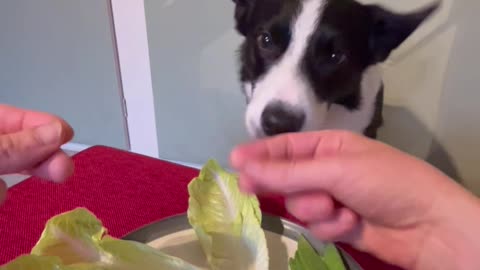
[187,159,268,270]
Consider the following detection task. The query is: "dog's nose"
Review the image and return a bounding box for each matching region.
[261,103,305,136]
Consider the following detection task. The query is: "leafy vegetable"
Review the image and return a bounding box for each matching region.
[289,235,346,270]
[1,208,201,270]
[187,159,269,270]
[322,244,347,270]
[0,255,77,270]
[289,236,329,270]
[1,159,349,270]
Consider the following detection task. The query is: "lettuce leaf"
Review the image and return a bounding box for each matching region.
[187,159,268,270]
[0,255,101,270]
[1,159,349,270]
[289,235,346,270]
[1,208,201,270]
[322,244,347,270]
[289,236,328,270]
[0,255,78,270]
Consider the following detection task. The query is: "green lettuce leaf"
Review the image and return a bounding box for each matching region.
[0,255,77,270]
[289,236,329,270]
[0,255,102,270]
[289,236,346,270]
[1,208,201,270]
[187,159,268,270]
[322,244,347,270]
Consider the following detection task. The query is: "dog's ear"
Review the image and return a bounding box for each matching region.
[368,2,440,63]
[232,0,255,36]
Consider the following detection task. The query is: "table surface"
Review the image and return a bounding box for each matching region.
[0,146,403,270]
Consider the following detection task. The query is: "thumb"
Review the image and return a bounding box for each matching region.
[0,121,70,174]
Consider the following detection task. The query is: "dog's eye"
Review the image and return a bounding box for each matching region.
[257,32,274,51]
[330,52,346,64]
[321,37,347,65]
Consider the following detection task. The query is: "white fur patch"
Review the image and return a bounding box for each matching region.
[245,0,325,137]
[244,0,382,137]
[243,82,254,103]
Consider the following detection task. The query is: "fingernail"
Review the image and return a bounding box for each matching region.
[35,122,62,145]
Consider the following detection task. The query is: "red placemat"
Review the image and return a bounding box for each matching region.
[0,146,402,269]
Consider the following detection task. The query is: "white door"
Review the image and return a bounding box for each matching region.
[110,0,159,159]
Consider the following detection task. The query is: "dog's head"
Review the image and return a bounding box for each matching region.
[232,0,438,138]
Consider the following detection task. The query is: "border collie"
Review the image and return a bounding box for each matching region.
[231,0,439,139]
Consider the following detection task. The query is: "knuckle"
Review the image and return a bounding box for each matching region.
[265,139,278,158]
[329,131,351,153]
[285,134,296,160]
[31,129,49,147]
[0,136,15,160]
[315,130,359,156]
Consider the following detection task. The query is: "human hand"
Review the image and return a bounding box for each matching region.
[0,104,74,204]
[231,130,480,270]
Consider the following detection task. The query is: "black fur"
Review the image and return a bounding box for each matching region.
[364,84,384,138]
[232,0,439,137]
[235,0,302,88]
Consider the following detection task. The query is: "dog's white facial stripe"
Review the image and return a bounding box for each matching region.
[245,0,325,137]
[287,0,324,66]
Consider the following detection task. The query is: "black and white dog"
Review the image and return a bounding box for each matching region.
[231,0,439,139]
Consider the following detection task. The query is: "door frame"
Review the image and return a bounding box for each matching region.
[109,0,159,159]
[108,0,201,169]
[0,0,200,167]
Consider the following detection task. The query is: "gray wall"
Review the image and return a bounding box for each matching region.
[428,0,480,194]
[0,0,128,149]
[363,0,480,195]
[145,0,248,168]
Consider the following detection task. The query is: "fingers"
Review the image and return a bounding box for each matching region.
[286,192,359,241]
[0,178,6,205]
[231,131,377,196]
[231,130,366,170]
[0,104,72,134]
[0,121,74,175]
[239,158,347,194]
[28,150,74,182]
[231,132,324,168]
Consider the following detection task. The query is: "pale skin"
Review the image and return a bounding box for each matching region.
[0,104,74,204]
[230,130,480,270]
